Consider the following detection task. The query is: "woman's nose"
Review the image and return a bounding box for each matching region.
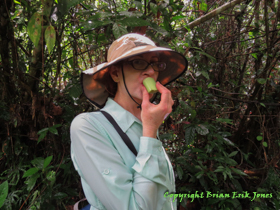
[143,64,156,76]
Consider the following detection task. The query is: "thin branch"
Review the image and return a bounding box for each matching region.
[212,94,280,106]
[188,0,247,29]
[210,87,251,96]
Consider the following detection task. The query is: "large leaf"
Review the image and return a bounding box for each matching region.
[119,17,150,27]
[112,23,128,39]
[257,78,266,84]
[46,171,56,186]
[31,157,44,170]
[54,192,68,199]
[37,128,48,144]
[25,173,40,191]
[195,124,209,135]
[0,181,8,208]
[231,168,248,176]
[201,70,209,80]
[69,84,82,98]
[185,126,195,145]
[176,165,184,180]
[27,12,43,46]
[45,25,56,53]
[119,11,143,17]
[22,167,39,178]
[149,23,168,35]
[192,47,217,62]
[149,2,158,14]
[43,156,53,169]
[81,20,113,31]
[48,126,58,135]
[57,0,85,19]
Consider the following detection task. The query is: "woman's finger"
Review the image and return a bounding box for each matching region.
[156,82,173,107]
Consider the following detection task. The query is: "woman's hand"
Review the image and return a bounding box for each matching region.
[141,81,174,138]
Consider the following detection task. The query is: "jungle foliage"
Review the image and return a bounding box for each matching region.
[0,0,280,209]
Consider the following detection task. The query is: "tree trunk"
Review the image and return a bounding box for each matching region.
[0,0,15,99]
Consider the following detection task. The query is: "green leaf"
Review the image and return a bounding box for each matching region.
[31,157,44,170]
[225,158,238,166]
[200,2,207,11]
[192,148,204,153]
[45,25,56,53]
[263,142,268,147]
[81,20,113,31]
[223,138,235,146]
[134,1,143,11]
[185,126,195,145]
[260,103,266,107]
[69,84,82,98]
[149,23,168,35]
[14,0,21,4]
[112,23,128,39]
[46,171,56,186]
[119,17,150,27]
[227,199,242,210]
[23,168,39,178]
[52,124,62,128]
[251,53,258,59]
[257,78,266,84]
[43,156,53,169]
[231,178,243,192]
[176,165,184,180]
[256,136,263,141]
[195,124,209,135]
[54,192,68,199]
[194,50,216,62]
[119,11,143,17]
[214,168,224,173]
[150,2,158,14]
[201,70,209,80]
[228,151,238,157]
[231,168,248,176]
[48,127,58,135]
[25,173,40,191]
[0,181,8,208]
[195,171,204,179]
[171,15,186,21]
[57,0,85,18]
[222,172,227,180]
[37,129,48,144]
[190,110,197,120]
[216,118,233,125]
[27,12,42,47]
[37,128,49,135]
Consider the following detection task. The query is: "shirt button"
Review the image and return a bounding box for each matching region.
[103,169,110,175]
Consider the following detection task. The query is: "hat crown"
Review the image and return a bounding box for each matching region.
[108,34,156,62]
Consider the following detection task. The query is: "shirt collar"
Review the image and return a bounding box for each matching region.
[102,98,142,133]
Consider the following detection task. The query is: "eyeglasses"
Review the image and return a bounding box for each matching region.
[126,59,166,71]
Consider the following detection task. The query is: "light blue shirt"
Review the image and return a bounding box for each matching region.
[71,98,176,210]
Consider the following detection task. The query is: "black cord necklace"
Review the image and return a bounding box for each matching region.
[121,66,142,110]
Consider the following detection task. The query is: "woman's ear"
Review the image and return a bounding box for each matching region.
[109,65,121,83]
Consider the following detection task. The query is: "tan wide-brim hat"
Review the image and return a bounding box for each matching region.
[82,33,188,108]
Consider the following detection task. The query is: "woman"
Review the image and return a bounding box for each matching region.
[71,33,188,210]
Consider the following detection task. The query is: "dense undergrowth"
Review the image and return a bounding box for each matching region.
[1,0,280,209]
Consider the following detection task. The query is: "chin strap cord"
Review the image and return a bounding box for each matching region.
[121,66,142,110]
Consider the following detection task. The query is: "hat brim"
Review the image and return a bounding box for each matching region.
[82,45,188,108]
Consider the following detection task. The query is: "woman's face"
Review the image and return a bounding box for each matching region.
[112,52,160,103]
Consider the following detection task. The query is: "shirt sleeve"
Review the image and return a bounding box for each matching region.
[70,113,173,210]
